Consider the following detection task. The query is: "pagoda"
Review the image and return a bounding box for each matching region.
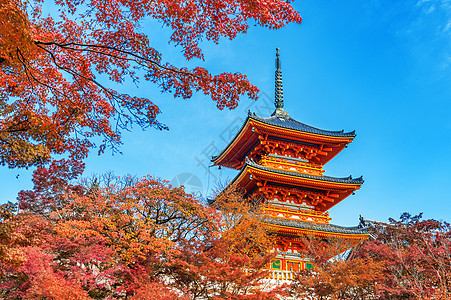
[211,48,369,279]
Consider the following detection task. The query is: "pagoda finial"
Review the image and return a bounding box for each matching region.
[275,47,284,110]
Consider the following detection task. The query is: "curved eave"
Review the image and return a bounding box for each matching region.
[250,113,356,139]
[230,162,363,211]
[234,161,364,188]
[249,118,356,143]
[212,116,255,168]
[264,217,370,239]
[266,225,369,240]
[212,113,356,168]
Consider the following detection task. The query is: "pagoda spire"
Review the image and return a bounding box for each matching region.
[273,47,288,118]
[275,47,284,109]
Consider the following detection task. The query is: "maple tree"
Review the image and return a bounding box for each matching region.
[0,202,26,271]
[167,187,280,299]
[1,1,303,294]
[289,213,451,300]
[5,160,451,299]
[17,158,85,214]
[290,253,385,299]
[359,213,451,299]
[286,234,382,300]
[2,165,282,299]
[0,0,302,168]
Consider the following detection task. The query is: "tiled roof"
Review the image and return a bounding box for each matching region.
[212,111,356,163]
[250,111,356,138]
[245,158,364,184]
[265,217,370,235]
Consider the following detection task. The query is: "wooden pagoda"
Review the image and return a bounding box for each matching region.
[211,48,369,278]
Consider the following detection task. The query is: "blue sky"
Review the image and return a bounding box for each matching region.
[2,0,451,226]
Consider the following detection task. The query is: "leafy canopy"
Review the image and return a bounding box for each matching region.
[0,0,301,168]
[290,213,451,300]
[1,164,281,299]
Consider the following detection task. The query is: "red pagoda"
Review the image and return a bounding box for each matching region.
[212,48,369,279]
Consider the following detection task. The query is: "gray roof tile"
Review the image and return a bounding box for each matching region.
[250,111,356,138]
[245,158,364,185]
[265,217,370,235]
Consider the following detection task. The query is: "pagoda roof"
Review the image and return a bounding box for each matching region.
[250,112,356,138]
[227,159,363,211]
[244,159,364,185]
[212,111,356,168]
[264,217,369,237]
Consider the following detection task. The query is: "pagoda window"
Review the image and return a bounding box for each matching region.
[271,260,281,270]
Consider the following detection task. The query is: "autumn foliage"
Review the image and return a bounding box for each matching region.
[0,0,302,168]
[3,168,451,299]
[3,0,451,298]
[1,0,303,294]
[360,214,451,299]
[1,164,281,299]
[290,214,451,300]
[290,250,385,299]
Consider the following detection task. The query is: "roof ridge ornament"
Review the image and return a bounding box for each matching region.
[273,47,289,119]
